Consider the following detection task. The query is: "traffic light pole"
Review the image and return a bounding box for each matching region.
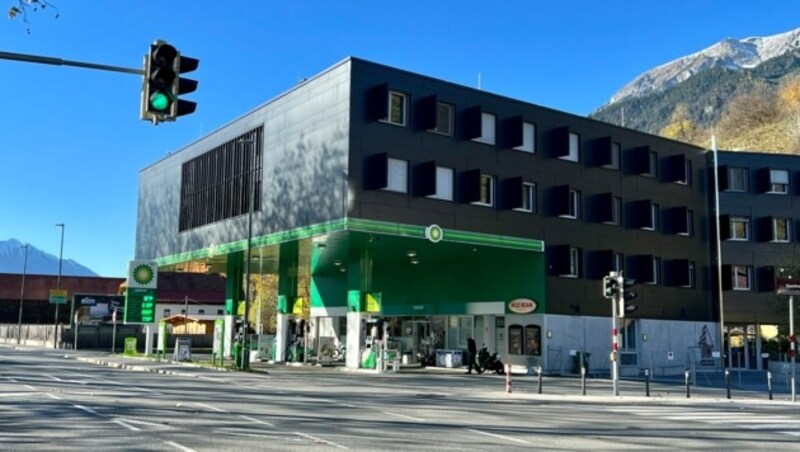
[612,273,620,397]
[0,50,143,75]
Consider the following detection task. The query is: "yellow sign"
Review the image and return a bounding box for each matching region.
[237,301,246,316]
[49,289,68,305]
[292,297,305,315]
[365,293,382,313]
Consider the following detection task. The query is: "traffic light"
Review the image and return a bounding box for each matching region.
[141,40,199,124]
[618,277,639,318]
[603,274,619,299]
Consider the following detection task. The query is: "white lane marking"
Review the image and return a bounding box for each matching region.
[381,411,424,422]
[112,418,141,431]
[46,393,61,400]
[23,384,36,390]
[466,428,530,445]
[194,402,226,412]
[780,431,800,437]
[164,440,197,452]
[339,403,357,408]
[47,374,63,382]
[294,432,349,450]
[5,377,18,383]
[73,404,101,416]
[65,372,162,394]
[0,392,40,397]
[239,414,275,427]
[118,418,165,428]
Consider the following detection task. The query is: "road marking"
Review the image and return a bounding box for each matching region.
[381,411,425,422]
[239,414,275,427]
[66,372,163,395]
[164,440,197,452]
[23,384,37,390]
[0,392,40,397]
[112,418,141,431]
[194,402,226,412]
[73,404,101,416]
[118,418,165,428]
[46,393,61,400]
[5,377,18,383]
[466,428,530,445]
[294,432,349,450]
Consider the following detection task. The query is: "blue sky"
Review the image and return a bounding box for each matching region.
[2,1,799,277]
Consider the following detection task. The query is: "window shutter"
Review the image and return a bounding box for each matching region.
[721,265,732,291]
[635,255,655,283]
[592,249,614,279]
[633,200,652,228]
[758,266,776,292]
[671,206,689,235]
[462,106,483,140]
[717,165,730,191]
[364,153,388,190]
[631,146,651,175]
[595,193,614,223]
[719,215,731,240]
[552,127,570,158]
[367,83,388,121]
[755,168,771,193]
[551,185,570,216]
[461,169,482,203]
[756,216,772,242]
[417,95,437,130]
[414,161,437,197]
[669,259,690,286]
[670,155,688,183]
[504,115,524,149]
[502,176,524,209]
[548,244,571,276]
[594,136,613,167]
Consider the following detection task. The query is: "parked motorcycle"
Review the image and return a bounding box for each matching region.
[475,346,505,374]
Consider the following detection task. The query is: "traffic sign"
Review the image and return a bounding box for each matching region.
[49,289,68,304]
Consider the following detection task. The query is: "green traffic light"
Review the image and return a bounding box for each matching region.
[149,91,170,111]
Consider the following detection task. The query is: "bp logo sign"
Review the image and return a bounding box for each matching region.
[127,260,158,289]
[425,224,444,243]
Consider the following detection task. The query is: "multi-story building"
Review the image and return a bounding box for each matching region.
[136,57,726,374]
[716,151,800,371]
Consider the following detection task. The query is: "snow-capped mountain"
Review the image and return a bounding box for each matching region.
[608,27,800,105]
[0,238,97,276]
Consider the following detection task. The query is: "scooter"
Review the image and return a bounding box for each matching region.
[476,346,505,374]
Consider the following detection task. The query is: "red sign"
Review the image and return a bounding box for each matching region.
[508,298,537,314]
[776,278,800,295]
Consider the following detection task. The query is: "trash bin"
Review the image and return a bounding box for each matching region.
[233,341,243,367]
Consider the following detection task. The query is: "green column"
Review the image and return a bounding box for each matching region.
[277,241,299,314]
[346,248,372,313]
[225,251,244,315]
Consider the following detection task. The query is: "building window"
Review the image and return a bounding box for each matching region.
[679,209,694,236]
[431,102,454,136]
[473,112,496,145]
[613,252,624,272]
[560,189,580,219]
[385,158,408,193]
[642,203,659,231]
[163,309,171,317]
[428,166,454,201]
[560,132,580,162]
[730,216,750,241]
[773,217,791,242]
[603,142,621,170]
[769,169,789,194]
[567,247,580,277]
[643,150,658,177]
[515,182,536,213]
[683,261,696,288]
[646,257,661,285]
[386,91,407,126]
[514,122,536,153]
[732,265,752,290]
[605,196,622,225]
[217,309,224,315]
[727,167,748,192]
[198,309,205,315]
[676,160,692,185]
[509,324,541,356]
[472,174,495,206]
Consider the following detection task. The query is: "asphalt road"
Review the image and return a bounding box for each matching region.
[1,346,800,450]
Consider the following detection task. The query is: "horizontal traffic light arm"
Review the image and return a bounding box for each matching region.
[0,50,143,75]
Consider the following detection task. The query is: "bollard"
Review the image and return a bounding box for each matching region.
[725,369,731,399]
[581,366,587,396]
[768,371,773,401]
[537,366,543,394]
[685,369,691,398]
[505,364,512,393]
[645,368,650,397]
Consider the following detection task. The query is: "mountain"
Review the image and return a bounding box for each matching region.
[591,27,800,152]
[607,27,800,105]
[0,239,98,276]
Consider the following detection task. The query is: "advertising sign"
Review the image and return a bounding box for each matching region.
[507,298,537,314]
[127,260,158,290]
[49,289,68,305]
[776,278,800,296]
[73,293,125,323]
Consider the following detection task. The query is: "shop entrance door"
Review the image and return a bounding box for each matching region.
[412,321,431,363]
[727,325,758,370]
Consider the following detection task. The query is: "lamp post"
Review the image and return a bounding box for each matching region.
[17,244,29,345]
[239,137,257,370]
[711,136,727,369]
[55,223,65,349]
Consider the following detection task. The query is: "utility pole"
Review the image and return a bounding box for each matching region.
[17,244,29,345]
[55,223,65,349]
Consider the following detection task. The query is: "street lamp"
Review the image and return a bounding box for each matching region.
[239,136,257,370]
[55,223,65,348]
[711,136,727,369]
[17,244,29,345]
